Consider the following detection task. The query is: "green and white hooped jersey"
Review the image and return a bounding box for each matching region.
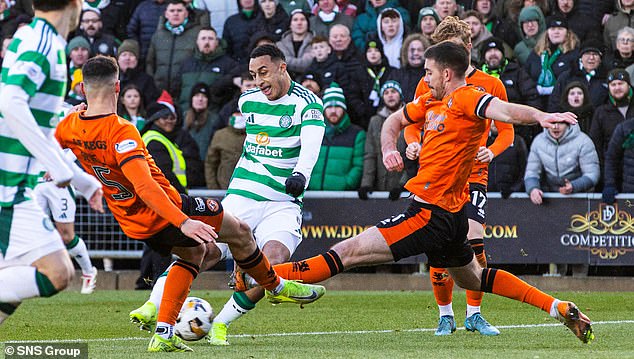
[227,81,324,202]
[0,18,67,206]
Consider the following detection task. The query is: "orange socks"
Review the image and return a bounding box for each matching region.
[273,250,344,283]
[480,268,555,313]
[235,247,279,291]
[429,267,454,306]
[157,259,198,325]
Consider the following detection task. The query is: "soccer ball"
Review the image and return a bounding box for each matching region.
[174,297,214,341]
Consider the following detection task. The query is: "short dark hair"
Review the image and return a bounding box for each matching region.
[250,44,286,62]
[167,0,187,6]
[424,41,469,78]
[82,55,119,88]
[33,0,71,11]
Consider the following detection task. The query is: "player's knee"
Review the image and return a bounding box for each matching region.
[233,219,253,244]
[201,243,221,271]
[40,260,74,292]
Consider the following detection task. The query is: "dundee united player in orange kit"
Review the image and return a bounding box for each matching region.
[54,56,325,352]
[272,41,594,344]
[404,16,514,336]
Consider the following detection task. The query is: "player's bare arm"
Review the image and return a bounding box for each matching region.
[484,98,578,128]
[381,108,410,172]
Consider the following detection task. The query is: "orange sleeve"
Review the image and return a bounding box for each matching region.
[488,121,514,157]
[121,157,188,228]
[414,78,430,99]
[404,122,424,144]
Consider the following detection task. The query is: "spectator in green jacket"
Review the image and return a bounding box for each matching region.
[309,83,366,190]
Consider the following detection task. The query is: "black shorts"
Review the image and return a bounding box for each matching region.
[465,183,487,224]
[141,194,224,257]
[376,200,473,268]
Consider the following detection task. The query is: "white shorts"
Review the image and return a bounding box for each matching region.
[0,200,65,268]
[217,194,303,261]
[32,182,76,223]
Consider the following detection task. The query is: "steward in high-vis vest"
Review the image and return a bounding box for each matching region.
[141,102,205,193]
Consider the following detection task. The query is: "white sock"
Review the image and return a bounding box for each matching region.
[438,303,454,318]
[149,275,167,310]
[67,236,94,275]
[213,293,253,326]
[155,322,174,339]
[272,278,286,295]
[466,305,481,318]
[0,266,40,302]
[550,299,561,319]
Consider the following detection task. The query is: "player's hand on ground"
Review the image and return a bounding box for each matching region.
[530,188,544,205]
[559,179,573,195]
[405,142,421,160]
[180,219,218,244]
[538,112,577,129]
[476,146,494,163]
[383,150,404,171]
[89,188,105,213]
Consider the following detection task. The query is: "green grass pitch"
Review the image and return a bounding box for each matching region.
[1,290,633,358]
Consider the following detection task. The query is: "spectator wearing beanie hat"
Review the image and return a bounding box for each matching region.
[118,39,161,108]
[141,101,205,193]
[548,38,608,113]
[525,13,581,110]
[309,83,366,191]
[590,68,634,187]
[351,38,395,129]
[359,79,406,201]
[184,83,221,161]
[78,8,118,57]
[298,71,324,96]
[417,7,441,40]
[66,36,91,86]
[514,5,546,66]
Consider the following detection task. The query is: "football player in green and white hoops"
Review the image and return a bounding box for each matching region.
[129,44,326,345]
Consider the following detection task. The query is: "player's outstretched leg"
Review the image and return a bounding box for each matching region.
[429,266,456,335]
[450,260,594,343]
[218,213,325,306]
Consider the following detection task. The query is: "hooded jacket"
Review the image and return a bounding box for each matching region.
[352,0,410,51]
[524,123,600,194]
[513,6,546,65]
[558,81,595,133]
[376,9,405,68]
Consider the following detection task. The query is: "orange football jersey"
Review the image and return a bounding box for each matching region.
[55,111,185,239]
[406,68,514,185]
[403,86,494,212]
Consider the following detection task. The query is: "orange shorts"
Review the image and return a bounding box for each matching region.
[377,200,473,268]
[139,194,224,257]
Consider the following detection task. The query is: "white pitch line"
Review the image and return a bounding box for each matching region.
[5,320,634,344]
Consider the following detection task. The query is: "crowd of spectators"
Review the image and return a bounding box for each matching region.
[2,0,633,204]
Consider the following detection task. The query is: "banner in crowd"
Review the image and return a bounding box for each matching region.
[293,197,634,266]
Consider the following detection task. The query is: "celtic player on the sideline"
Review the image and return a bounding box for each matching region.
[130,44,326,346]
[0,0,103,326]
